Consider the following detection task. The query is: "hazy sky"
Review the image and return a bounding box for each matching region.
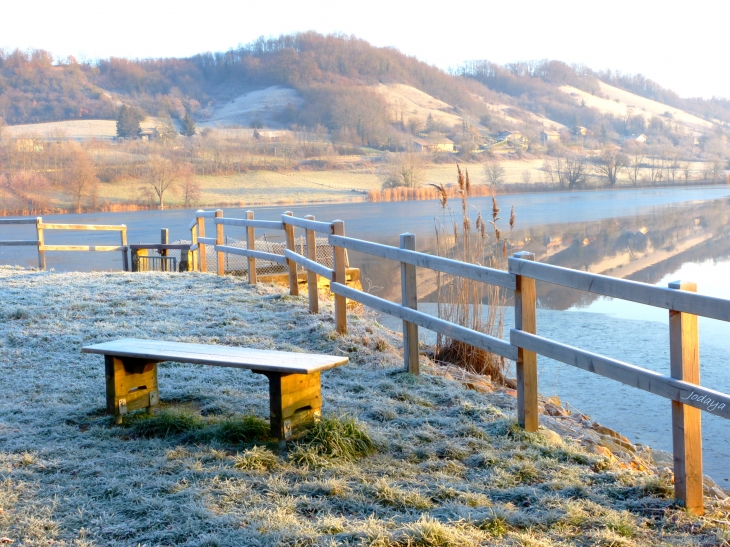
[2,0,728,99]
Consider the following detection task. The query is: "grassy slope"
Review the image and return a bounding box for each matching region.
[0,268,728,545]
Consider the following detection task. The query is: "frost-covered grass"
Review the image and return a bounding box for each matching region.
[0,267,728,546]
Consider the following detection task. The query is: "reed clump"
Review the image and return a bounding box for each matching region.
[432,165,515,383]
[367,183,498,203]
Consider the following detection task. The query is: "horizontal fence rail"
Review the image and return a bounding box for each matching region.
[129,244,191,251]
[39,223,127,231]
[284,249,334,281]
[281,215,334,234]
[40,245,126,252]
[332,282,517,360]
[215,217,284,230]
[0,218,39,225]
[508,258,730,322]
[330,234,516,290]
[0,217,128,270]
[511,330,730,420]
[0,240,39,246]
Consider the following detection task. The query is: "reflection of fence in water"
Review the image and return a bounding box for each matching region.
[176,237,334,275]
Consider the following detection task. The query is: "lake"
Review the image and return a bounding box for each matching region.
[2,184,730,485]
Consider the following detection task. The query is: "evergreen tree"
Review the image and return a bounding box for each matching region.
[116,105,144,138]
[180,112,196,137]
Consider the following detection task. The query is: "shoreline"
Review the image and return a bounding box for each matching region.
[1,177,726,218]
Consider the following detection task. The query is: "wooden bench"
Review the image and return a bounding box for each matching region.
[81,338,348,443]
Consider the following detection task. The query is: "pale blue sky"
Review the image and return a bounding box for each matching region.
[1,0,728,99]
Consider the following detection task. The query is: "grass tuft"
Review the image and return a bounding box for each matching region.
[396,516,481,547]
[234,446,280,471]
[290,415,378,465]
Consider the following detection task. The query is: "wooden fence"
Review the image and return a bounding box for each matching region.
[0,217,129,270]
[188,210,729,515]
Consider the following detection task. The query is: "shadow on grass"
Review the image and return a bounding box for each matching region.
[118,408,271,446]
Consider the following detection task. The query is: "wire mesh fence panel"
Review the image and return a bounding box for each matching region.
[175,237,334,276]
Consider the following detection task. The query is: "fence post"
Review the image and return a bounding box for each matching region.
[246,210,256,285]
[215,210,224,276]
[669,280,703,515]
[513,251,538,432]
[36,217,46,270]
[120,226,129,272]
[332,220,347,334]
[197,210,206,273]
[160,228,169,272]
[283,211,299,296]
[305,215,318,313]
[400,233,419,374]
[190,221,198,272]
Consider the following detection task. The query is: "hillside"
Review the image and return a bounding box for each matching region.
[1,33,730,216]
[2,33,728,152]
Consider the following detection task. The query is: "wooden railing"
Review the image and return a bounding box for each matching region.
[328,227,728,515]
[188,211,347,318]
[189,212,730,514]
[0,217,129,270]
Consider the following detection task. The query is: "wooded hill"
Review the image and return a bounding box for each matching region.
[2,32,728,148]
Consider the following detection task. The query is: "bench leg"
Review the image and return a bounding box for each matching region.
[105,356,160,424]
[263,372,322,446]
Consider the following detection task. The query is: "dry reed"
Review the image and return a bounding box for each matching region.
[432,165,514,383]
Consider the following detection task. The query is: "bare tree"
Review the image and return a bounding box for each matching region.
[64,145,99,211]
[407,117,422,135]
[681,162,692,183]
[558,153,589,189]
[3,171,51,213]
[595,148,628,186]
[666,150,681,183]
[142,156,181,209]
[483,158,506,187]
[541,159,559,184]
[702,157,725,182]
[624,142,645,186]
[380,150,426,188]
[520,170,532,184]
[179,163,201,207]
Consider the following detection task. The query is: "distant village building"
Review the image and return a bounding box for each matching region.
[412,137,455,153]
[623,133,648,143]
[540,130,561,146]
[574,126,588,136]
[496,130,522,142]
[138,127,159,141]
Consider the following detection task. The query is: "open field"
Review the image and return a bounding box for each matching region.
[201,86,305,129]
[0,267,728,545]
[4,118,168,141]
[4,120,118,140]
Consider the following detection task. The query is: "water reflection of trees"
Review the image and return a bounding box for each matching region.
[358,198,730,311]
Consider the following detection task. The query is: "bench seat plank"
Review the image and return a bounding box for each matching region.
[82,338,348,375]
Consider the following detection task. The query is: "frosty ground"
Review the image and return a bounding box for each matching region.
[0,267,728,546]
